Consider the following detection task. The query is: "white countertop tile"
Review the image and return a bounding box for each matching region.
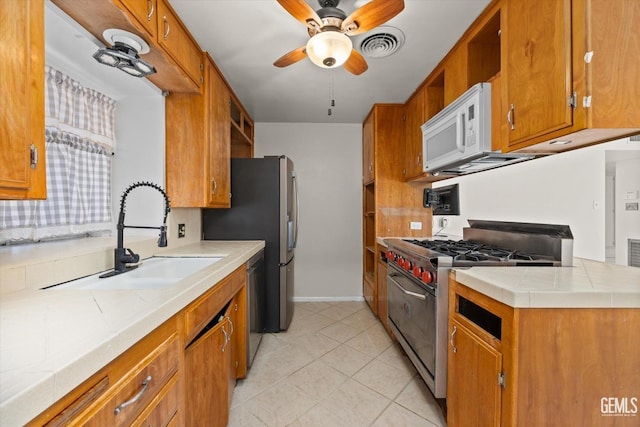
[0,240,264,426]
[453,258,640,308]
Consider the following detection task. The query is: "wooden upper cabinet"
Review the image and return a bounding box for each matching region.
[156,0,204,89]
[0,0,46,200]
[166,54,231,208]
[443,47,468,107]
[51,0,203,93]
[502,0,640,153]
[117,0,157,39]
[503,0,573,147]
[362,113,375,183]
[207,59,231,207]
[403,87,425,180]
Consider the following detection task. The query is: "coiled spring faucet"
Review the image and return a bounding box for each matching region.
[100,181,171,278]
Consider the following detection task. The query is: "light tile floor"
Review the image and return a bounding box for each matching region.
[229,301,447,427]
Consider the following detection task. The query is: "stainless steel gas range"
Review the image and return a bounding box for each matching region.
[384,220,574,398]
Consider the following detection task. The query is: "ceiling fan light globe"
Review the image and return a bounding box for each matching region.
[306,31,352,69]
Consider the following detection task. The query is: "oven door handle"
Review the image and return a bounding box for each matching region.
[390,276,427,301]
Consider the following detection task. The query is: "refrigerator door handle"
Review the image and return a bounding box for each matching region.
[292,171,299,248]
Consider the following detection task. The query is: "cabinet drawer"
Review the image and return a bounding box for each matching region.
[132,373,179,427]
[184,266,244,343]
[81,334,179,426]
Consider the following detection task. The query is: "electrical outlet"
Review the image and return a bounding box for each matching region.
[178,223,186,238]
[410,221,422,230]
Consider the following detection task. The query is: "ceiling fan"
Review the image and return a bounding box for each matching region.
[274,0,405,75]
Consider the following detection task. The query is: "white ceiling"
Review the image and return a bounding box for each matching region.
[46,0,491,123]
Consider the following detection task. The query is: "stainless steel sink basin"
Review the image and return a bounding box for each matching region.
[46,256,223,291]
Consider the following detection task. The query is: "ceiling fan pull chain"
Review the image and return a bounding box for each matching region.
[327,72,335,115]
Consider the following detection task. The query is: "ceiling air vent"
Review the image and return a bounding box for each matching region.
[357,26,405,59]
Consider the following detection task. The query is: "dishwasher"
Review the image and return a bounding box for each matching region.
[246,250,265,367]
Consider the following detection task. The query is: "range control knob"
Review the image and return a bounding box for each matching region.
[421,271,436,284]
[413,266,423,278]
[404,260,413,270]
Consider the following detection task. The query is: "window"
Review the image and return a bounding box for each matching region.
[0,66,116,244]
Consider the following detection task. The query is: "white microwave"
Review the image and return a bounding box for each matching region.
[421,82,533,175]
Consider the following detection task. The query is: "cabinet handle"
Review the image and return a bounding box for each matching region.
[507,104,515,131]
[163,16,170,40]
[450,326,457,353]
[211,177,217,194]
[114,375,152,415]
[146,0,154,21]
[227,315,234,337]
[29,144,38,169]
[221,317,233,352]
[417,152,422,165]
[221,325,229,352]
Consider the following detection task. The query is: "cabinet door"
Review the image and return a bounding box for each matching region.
[0,0,46,200]
[443,47,467,107]
[184,317,231,427]
[504,0,573,147]
[156,0,203,88]
[447,320,502,427]
[362,111,374,183]
[117,0,157,39]
[404,88,425,180]
[207,62,231,207]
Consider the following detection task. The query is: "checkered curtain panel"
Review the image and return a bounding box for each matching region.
[0,66,116,244]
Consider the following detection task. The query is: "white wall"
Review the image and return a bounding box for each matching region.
[614,156,640,264]
[432,138,640,262]
[255,123,363,300]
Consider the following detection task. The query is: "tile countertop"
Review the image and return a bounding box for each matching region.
[453,258,640,308]
[0,240,264,427]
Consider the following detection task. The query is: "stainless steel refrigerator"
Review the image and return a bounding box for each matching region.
[202,156,298,332]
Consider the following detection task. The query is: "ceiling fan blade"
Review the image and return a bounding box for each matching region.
[274,46,308,67]
[277,0,322,29]
[343,49,368,75]
[342,0,405,35]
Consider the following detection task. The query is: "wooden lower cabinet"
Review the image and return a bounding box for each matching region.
[183,264,247,426]
[448,276,640,426]
[447,320,502,427]
[27,317,181,427]
[185,306,232,427]
[28,265,248,427]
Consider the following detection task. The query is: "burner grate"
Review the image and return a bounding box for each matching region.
[404,239,556,264]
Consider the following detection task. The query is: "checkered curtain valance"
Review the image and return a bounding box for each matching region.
[0,66,116,244]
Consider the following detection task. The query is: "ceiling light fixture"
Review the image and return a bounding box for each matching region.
[93,29,156,78]
[306,31,353,69]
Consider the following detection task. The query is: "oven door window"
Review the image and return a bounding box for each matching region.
[387,266,436,377]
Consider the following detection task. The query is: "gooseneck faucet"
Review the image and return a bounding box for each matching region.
[100,181,171,278]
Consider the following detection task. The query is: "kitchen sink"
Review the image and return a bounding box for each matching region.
[45,256,223,291]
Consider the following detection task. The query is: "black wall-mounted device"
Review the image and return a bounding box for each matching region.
[424,184,460,215]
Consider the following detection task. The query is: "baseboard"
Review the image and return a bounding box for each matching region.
[293,296,365,302]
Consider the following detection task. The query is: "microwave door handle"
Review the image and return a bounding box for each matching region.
[456,112,465,152]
